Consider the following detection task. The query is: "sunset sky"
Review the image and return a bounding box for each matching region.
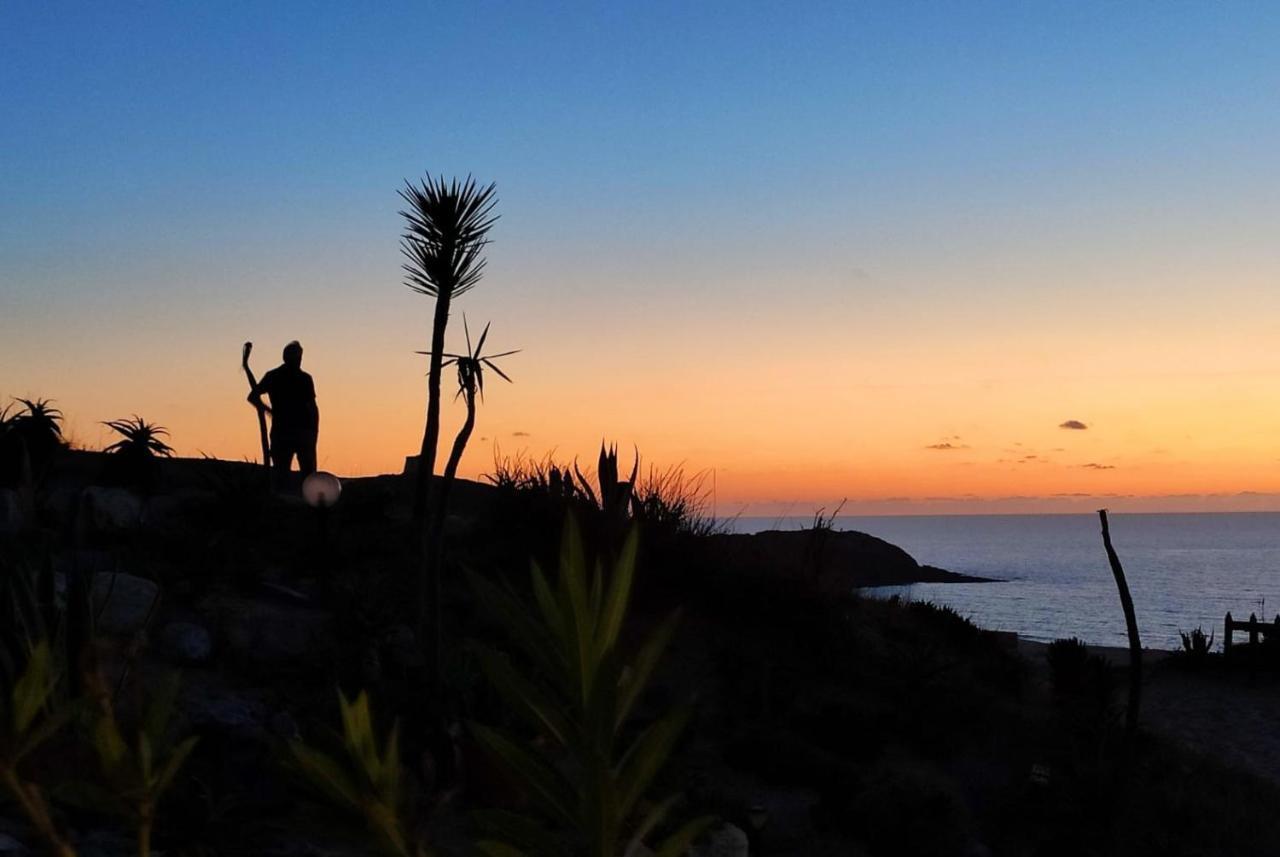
[5,2,1280,514]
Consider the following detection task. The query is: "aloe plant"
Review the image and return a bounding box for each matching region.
[1,398,64,487]
[467,517,711,857]
[82,675,198,857]
[287,689,430,857]
[0,641,76,857]
[102,416,175,458]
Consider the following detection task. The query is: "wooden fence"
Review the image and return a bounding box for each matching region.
[1223,612,1280,654]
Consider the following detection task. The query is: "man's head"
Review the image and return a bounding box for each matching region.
[283,341,303,368]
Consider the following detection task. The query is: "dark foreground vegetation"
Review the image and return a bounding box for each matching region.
[1,423,1279,856]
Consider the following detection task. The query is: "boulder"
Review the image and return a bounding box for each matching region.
[0,489,23,534]
[199,594,333,672]
[91,573,159,636]
[160,620,213,665]
[82,487,143,532]
[705,528,992,593]
[0,832,29,855]
[689,824,749,857]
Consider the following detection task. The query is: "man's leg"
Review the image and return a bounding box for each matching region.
[297,439,317,479]
[271,440,296,491]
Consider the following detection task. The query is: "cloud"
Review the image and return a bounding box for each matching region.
[511,431,531,437]
[1059,420,1088,430]
[1078,462,1115,470]
[924,441,969,450]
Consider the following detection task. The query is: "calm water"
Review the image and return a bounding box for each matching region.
[731,513,1280,651]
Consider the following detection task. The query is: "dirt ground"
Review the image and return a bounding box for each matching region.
[1019,639,1280,785]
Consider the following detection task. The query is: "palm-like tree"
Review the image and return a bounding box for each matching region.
[417,318,516,687]
[418,317,517,512]
[399,174,498,684]
[398,175,499,525]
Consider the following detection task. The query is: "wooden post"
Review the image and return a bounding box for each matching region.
[1249,613,1259,647]
[1225,612,1233,655]
[1099,509,1142,740]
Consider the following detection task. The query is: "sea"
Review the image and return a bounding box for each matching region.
[730,513,1280,651]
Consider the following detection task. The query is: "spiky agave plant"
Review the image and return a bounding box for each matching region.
[416,318,517,690]
[466,517,712,857]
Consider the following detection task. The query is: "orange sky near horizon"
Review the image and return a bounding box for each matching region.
[8,248,1280,516]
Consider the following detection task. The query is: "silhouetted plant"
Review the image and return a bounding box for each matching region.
[631,463,718,539]
[399,174,498,522]
[0,398,65,487]
[466,516,712,857]
[416,318,517,690]
[102,416,174,490]
[0,641,76,857]
[1046,637,1092,695]
[1178,626,1215,662]
[400,174,499,688]
[574,443,638,542]
[103,416,174,459]
[286,689,429,857]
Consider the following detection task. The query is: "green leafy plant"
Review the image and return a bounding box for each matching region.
[467,516,712,857]
[286,689,429,857]
[0,641,76,857]
[82,675,198,857]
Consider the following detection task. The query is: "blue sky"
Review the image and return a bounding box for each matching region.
[5,2,1280,509]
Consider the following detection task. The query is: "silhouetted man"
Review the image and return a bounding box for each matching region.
[248,341,319,488]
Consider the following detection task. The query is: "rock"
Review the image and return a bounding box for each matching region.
[184,689,268,737]
[160,621,213,664]
[200,595,333,672]
[689,823,749,857]
[82,487,143,532]
[0,832,29,855]
[0,489,23,534]
[706,529,994,593]
[269,710,300,741]
[91,573,159,636]
[383,624,425,671]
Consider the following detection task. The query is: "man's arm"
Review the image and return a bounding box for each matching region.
[247,372,273,414]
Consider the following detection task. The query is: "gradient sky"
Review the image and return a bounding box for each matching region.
[5,2,1280,514]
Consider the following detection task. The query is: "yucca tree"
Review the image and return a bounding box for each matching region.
[416,319,517,685]
[399,175,499,526]
[466,517,711,857]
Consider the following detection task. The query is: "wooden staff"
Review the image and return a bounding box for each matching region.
[241,342,271,487]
